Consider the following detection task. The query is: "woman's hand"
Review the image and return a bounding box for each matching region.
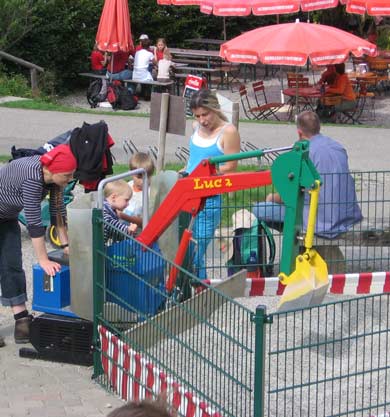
[39,259,62,276]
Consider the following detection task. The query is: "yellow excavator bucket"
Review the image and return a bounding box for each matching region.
[278,180,329,312]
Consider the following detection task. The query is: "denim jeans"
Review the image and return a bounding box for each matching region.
[106,69,132,81]
[0,220,27,306]
[251,201,285,232]
[191,195,222,280]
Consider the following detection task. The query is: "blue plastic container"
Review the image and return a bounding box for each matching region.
[105,240,165,318]
[33,265,72,313]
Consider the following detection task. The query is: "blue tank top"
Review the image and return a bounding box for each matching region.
[186,125,227,174]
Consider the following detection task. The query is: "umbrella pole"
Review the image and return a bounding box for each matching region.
[110,54,114,82]
[223,17,227,41]
[295,66,299,119]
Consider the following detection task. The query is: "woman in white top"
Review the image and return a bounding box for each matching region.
[184,89,240,281]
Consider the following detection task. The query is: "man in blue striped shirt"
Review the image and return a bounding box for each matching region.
[0,145,76,346]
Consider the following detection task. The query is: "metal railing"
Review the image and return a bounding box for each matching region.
[261,293,390,417]
[198,169,390,279]
[92,208,257,417]
[92,168,390,417]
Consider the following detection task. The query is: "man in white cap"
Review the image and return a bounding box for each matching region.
[136,34,151,52]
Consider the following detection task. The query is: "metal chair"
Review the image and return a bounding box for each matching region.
[337,81,365,125]
[285,77,312,119]
[239,83,283,121]
[251,81,284,120]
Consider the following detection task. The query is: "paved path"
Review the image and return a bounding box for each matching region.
[0,105,389,416]
[0,106,389,170]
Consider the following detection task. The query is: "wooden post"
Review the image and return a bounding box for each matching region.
[30,69,38,94]
[156,93,170,173]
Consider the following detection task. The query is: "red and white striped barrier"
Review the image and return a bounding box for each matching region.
[205,271,390,297]
[98,325,222,417]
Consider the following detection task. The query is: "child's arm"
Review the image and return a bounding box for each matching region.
[118,211,143,227]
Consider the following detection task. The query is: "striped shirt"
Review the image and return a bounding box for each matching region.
[103,200,129,242]
[0,156,65,238]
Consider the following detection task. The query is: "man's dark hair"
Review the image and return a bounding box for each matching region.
[141,39,151,49]
[334,63,345,75]
[296,111,321,137]
[106,399,172,417]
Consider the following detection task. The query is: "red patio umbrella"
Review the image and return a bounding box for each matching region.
[344,0,390,15]
[96,0,134,53]
[220,20,377,116]
[219,20,377,66]
[200,0,339,15]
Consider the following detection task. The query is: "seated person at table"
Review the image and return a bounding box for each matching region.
[154,38,169,62]
[106,50,134,81]
[135,34,153,52]
[157,49,174,82]
[153,38,170,78]
[326,63,356,114]
[90,43,107,75]
[133,39,155,82]
[317,64,336,86]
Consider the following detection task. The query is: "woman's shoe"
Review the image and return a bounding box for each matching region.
[0,335,5,347]
[14,315,33,344]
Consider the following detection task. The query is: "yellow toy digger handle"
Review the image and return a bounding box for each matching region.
[279,179,321,285]
[304,180,321,251]
[278,179,329,311]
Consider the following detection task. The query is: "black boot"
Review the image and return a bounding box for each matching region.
[0,335,5,347]
[14,315,33,344]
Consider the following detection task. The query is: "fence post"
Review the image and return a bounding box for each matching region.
[92,207,105,377]
[253,304,269,417]
[30,68,38,94]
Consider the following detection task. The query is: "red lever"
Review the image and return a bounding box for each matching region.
[166,228,193,293]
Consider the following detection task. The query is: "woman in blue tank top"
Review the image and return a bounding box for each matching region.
[184,89,240,280]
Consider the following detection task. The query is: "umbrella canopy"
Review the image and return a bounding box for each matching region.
[96,0,134,52]
[219,21,377,66]
[200,0,339,15]
[157,0,200,4]
[345,0,390,15]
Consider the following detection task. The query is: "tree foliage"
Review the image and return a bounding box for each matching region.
[0,0,373,94]
[0,0,38,50]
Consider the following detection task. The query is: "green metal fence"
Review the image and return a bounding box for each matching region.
[92,207,258,417]
[91,168,390,416]
[260,293,390,417]
[198,169,390,279]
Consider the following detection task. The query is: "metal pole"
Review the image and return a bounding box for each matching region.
[156,92,170,173]
[253,304,268,417]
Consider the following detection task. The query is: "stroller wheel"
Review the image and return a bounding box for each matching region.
[45,225,61,248]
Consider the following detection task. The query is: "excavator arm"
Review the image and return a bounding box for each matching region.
[137,140,321,278]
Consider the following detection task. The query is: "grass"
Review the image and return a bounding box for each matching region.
[0,98,151,117]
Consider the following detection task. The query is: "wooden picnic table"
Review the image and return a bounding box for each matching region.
[173,66,224,89]
[170,48,222,68]
[79,72,174,93]
[184,38,225,50]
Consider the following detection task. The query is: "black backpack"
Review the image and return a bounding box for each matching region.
[114,84,138,110]
[227,220,275,277]
[87,79,107,108]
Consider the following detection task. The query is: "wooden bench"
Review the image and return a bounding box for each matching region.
[79,73,174,94]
